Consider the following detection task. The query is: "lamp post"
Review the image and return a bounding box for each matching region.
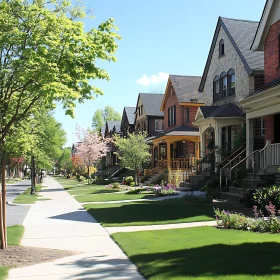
[30,116,36,195]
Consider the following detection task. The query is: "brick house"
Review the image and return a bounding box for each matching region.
[240,0,280,171]
[120,107,135,138]
[152,75,204,171]
[193,17,264,164]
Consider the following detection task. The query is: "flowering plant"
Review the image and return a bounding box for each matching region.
[153,183,177,196]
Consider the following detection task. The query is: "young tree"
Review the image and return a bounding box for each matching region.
[92,106,121,130]
[76,126,109,184]
[114,132,150,185]
[0,0,120,249]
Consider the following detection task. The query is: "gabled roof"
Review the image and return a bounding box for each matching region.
[106,120,121,132]
[199,17,264,92]
[160,75,204,110]
[124,107,135,124]
[251,0,275,51]
[100,125,106,136]
[113,124,121,133]
[153,125,199,140]
[137,93,164,117]
[199,103,244,118]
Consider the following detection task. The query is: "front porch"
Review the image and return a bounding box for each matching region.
[152,133,200,173]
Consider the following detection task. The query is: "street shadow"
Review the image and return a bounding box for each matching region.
[127,242,280,279]
[58,255,142,280]
[49,211,98,223]
[85,198,214,225]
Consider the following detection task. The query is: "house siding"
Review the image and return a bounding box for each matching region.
[264,20,280,83]
[202,26,250,105]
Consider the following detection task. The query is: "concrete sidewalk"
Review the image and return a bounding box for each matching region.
[8,177,144,280]
[106,221,216,234]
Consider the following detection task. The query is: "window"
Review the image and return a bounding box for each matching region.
[168,105,176,126]
[213,75,220,102]
[228,69,235,96]
[185,108,190,123]
[219,39,225,57]
[221,72,227,99]
[138,105,143,116]
[155,119,163,131]
[261,117,265,136]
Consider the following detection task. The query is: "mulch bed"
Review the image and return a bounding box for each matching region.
[0,246,79,267]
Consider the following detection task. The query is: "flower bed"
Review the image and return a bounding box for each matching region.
[153,184,177,196]
[214,202,280,233]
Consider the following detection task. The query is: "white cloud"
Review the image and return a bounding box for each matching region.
[136,72,169,87]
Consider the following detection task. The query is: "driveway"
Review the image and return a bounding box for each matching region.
[6,180,32,226]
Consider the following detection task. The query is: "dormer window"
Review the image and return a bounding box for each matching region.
[219,39,225,57]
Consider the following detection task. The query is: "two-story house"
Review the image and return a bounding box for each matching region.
[120,107,135,138]
[193,17,264,164]
[241,0,280,171]
[134,93,164,141]
[152,75,204,171]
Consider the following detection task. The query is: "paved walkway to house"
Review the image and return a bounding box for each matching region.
[8,177,144,280]
[106,220,216,234]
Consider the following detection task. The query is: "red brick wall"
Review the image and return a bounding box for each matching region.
[163,87,199,131]
[164,89,179,130]
[264,20,280,83]
[264,115,275,143]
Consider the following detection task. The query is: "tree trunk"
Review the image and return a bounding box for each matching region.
[88,166,90,185]
[134,170,137,186]
[1,150,7,249]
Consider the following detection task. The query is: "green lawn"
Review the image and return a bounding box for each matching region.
[112,226,280,280]
[13,186,43,204]
[76,192,155,203]
[84,198,214,226]
[0,225,24,280]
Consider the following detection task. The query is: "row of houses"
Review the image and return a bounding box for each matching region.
[86,1,280,193]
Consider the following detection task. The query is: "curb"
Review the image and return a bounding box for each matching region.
[6,201,33,206]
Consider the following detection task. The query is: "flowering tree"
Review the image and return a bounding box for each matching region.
[71,155,86,177]
[114,132,150,185]
[76,125,110,184]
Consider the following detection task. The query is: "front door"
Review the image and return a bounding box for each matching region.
[274,113,280,143]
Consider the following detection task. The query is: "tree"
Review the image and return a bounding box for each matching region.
[92,106,122,130]
[114,132,150,184]
[56,147,71,174]
[0,0,120,249]
[76,125,109,184]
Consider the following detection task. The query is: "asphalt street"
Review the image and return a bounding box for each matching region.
[6,180,31,226]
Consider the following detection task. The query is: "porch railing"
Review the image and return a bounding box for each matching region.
[219,148,246,191]
[170,159,189,170]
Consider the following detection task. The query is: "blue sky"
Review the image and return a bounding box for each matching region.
[54,0,266,147]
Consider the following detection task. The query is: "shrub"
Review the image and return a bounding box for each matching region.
[240,188,255,208]
[201,178,219,197]
[130,182,135,187]
[253,186,280,215]
[125,176,134,186]
[112,182,121,189]
[153,184,177,196]
[214,203,280,234]
[184,194,212,204]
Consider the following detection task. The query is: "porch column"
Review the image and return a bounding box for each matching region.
[166,140,171,169]
[200,129,205,158]
[194,141,200,159]
[246,119,254,169]
[215,127,221,170]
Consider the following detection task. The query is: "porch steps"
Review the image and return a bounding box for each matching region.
[185,175,210,191]
[143,173,162,185]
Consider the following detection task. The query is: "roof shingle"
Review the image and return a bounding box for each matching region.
[139,93,164,117]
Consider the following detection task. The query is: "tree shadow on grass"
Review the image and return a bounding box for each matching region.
[130,242,280,279]
[85,199,214,225]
